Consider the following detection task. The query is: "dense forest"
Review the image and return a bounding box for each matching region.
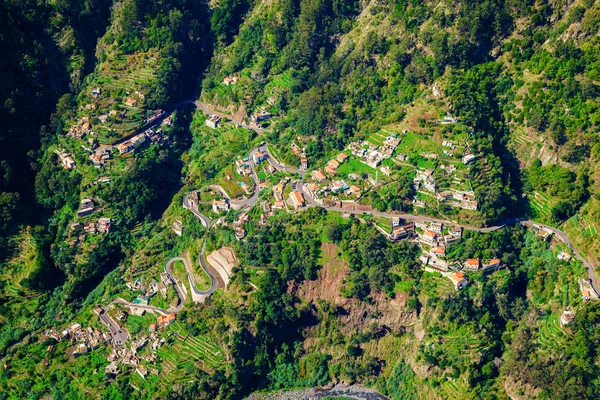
[1,0,600,399]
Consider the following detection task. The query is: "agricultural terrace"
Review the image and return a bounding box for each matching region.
[75,50,161,144]
[187,113,259,198]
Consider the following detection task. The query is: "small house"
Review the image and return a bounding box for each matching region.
[336,152,349,163]
[463,258,480,271]
[253,151,266,164]
[289,191,305,209]
[205,115,221,128]
[448,271,468,290]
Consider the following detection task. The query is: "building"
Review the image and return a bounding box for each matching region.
[253,151,266,164]
[235,159,251,176]
[312,169,327,182]
[448,271,468,290]
[273,200,285,210]
[349,185,361,197]
[460,201,478,211]
[252,111,272,123]
[77,198,95,217]
[419,230,437,245]
[431,247,445,257]
[289,191,305,209]
[560,310,576,327]
[390,227,408,241]
[300,155,308,170]
[61,154,76,169]
[234,227,246,240]
[324,164,337,176]
[130,133,146,148]
[212,199,230,213]
[125,97,138,107]
[336,152,349,163]
[380,166,392,176]
[557,251,572,261]
[535,226,554,241]
[463,258,480,271]
[223,76,238,85]
[483,258,503,271]
[96,218,112,233]
[105,362,120,376]
[205,115,221,128]
[462,154,476,164]
[157,313,176,326]
[172,220,184,236]
[430,257,449,270]
[429,222,443,233]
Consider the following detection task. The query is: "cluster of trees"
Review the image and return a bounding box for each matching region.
[502,302,600,399]
[525,159,590,221]
[447,62,519,223]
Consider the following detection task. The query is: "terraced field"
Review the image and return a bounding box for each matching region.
[366,131,387,146]
[270,70,296,90]
[168,322,225,368]
[536,313,570,354]
[530,191,554,220]
[441,378,476,400]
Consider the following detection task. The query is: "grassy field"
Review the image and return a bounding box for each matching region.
[336,157,378,177]
[396,132,441,156]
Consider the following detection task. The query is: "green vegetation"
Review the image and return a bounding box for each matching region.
[2,0,600,399]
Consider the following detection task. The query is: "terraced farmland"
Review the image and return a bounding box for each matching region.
[536,313,570,354]
[530,191,554,220]
[441,378,476,400]
[157,321,225,373]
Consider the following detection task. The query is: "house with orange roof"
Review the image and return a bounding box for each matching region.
[312,169,327,182]
[289,191,305,209]
[418,229,437,245]
[431,247,445,256]
[448,271,468,290]
[328,159,340,169]
[125,97,138,107]
[336,152,349,163]
[463,258,480,271]
[483,258,503,271]
[324,165,337,176]
[157,313,176,326]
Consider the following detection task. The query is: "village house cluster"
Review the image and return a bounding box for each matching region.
[114,126,168,156]
[104,317,173,380]
[55,149,76,169]
[42,323,111,360]
[414,220,505,290]
[67,116,94,139]
[348,133,400,168]
[125,275,173,308]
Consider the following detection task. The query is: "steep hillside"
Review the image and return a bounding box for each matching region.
[1,0,600,399]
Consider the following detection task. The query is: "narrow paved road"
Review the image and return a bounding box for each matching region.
[98,309,129,346]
